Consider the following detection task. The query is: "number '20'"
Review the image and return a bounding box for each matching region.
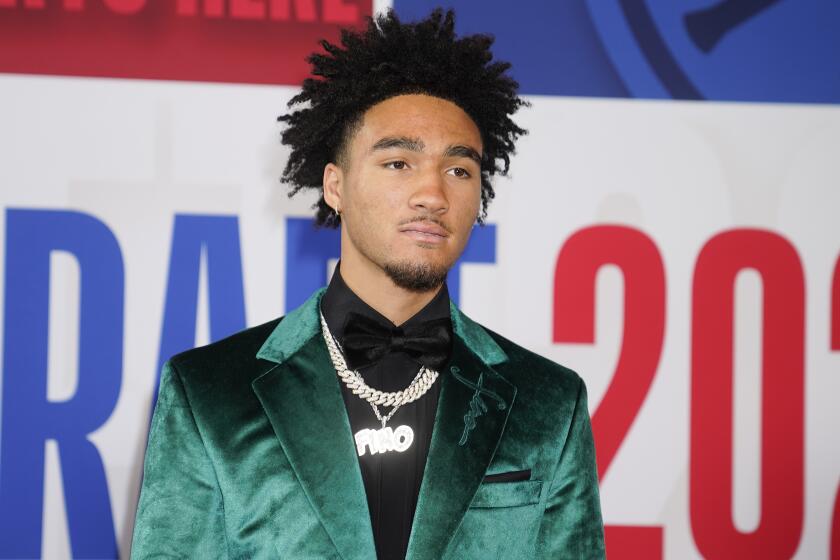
[553,225,840,560]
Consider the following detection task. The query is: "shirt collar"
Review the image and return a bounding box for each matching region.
[320,263,452,345]
[256,280,507,368]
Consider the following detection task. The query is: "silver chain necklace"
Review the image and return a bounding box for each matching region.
[319,311,439,456]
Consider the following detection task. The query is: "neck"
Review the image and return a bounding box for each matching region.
[338,255,442,327]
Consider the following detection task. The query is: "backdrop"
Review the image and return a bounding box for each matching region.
[1,1,838,558]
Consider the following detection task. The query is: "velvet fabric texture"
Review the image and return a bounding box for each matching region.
[131,289,605,559]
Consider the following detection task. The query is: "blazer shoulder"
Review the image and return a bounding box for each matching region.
[166,316,283,387]
[482,325,583,394]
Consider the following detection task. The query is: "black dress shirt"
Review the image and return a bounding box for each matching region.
[320,266,451,560]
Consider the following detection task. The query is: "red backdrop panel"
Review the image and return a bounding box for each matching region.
[0,0,371,85]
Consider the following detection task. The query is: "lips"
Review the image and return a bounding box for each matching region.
[400,222,449,237]
[399,221,450,244]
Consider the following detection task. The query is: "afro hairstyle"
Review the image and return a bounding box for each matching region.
[277,8,528,227]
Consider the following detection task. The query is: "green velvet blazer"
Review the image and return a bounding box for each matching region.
[131,289,605,559]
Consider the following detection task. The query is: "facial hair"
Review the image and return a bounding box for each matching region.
[383,260,449,293]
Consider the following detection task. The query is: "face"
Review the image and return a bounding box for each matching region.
[323,94,483,292]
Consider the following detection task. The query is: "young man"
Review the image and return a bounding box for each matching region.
[132,9,605,560]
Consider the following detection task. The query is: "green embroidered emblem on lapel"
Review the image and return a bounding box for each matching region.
[451,366,507,446]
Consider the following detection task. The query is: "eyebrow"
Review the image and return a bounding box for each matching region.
[371,136,425,153]
[371,136,482,164]
[444,144,482,164]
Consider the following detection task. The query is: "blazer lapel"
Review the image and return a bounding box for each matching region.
[405,306,516,560]
[252,290,376,560]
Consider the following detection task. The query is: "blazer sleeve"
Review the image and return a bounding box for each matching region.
[131,360,228,559]
[536,377,606,559]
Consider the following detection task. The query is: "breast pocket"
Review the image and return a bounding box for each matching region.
[470,479,543,508]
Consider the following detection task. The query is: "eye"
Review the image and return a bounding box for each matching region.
[447,167,471,179]
[384,160,407,170]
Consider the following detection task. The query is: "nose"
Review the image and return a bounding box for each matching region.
[408,169,448,215]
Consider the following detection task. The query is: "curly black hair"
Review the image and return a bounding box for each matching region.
[278,8,528,227]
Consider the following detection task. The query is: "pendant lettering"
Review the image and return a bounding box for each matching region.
[354,425,414,456]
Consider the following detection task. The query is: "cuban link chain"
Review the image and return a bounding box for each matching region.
[319,311,438,427]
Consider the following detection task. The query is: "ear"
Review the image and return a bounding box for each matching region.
[323,163,343,213]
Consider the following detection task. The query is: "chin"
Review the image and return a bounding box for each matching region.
[382,258,451,293]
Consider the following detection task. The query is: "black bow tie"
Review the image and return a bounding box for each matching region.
[341,311,452,371]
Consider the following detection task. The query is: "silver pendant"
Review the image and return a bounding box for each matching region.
[354,425,414,457]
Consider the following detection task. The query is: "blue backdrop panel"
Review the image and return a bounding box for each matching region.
[393,0,840,104]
